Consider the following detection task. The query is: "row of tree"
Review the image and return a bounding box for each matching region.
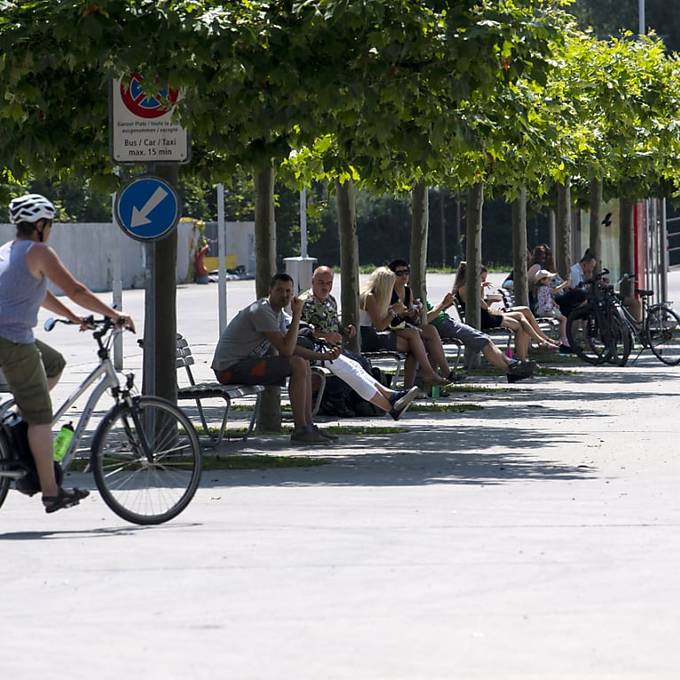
[2,1,680,428]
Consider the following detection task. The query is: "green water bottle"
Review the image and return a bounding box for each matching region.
[431,384,441,399]
[53,422,75,462]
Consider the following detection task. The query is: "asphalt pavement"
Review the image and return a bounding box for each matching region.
[2,273,680,679]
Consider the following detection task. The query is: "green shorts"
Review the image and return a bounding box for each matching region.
[0,337,66,424]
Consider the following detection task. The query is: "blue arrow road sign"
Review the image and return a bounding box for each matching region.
[115,175,180,241]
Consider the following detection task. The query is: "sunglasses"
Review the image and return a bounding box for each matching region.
[394,269,410,276]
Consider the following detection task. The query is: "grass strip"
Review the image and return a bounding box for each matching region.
[443,384,514,394]
[202,454,330,470]
[409,403,483,413]
[196,424,407,437]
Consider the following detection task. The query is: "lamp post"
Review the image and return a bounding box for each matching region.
[639,0,645,35]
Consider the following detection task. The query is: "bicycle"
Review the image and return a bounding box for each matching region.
[567,271,680,367]
[0,317,202,524]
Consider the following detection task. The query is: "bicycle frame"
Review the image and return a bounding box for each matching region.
[52,356,122,470]
[0,324,129,476]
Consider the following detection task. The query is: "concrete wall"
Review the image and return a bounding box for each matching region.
[203,221,256,273]
[0,220,197,292]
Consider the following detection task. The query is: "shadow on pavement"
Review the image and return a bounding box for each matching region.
[0,522,202,541]
[202,424,595,489]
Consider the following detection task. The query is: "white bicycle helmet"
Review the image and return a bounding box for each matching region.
[9,193,56,224]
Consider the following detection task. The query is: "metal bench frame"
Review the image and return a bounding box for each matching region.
[176,335,263,448]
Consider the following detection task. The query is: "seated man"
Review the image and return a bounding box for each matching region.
[427,293,534,383]
[299,266,418,419]
[212,273,339,444]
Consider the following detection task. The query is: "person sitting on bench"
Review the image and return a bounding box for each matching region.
[427,293,534,383]
[299,266,419,419]
[360,267,450,390]
[454,261,553,360]
[212,273,338,445]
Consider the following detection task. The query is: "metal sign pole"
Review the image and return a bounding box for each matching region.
[300,187,308,258]
[111,193,124,370]
[143,241,157,397]
[217,184,227,335]
[661,198,669,302]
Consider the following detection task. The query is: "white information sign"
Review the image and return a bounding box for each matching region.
[110,74,190,164]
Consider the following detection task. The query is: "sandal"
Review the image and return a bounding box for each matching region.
[42,487,90,514]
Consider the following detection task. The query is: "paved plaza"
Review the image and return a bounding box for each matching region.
[2,274,680,679]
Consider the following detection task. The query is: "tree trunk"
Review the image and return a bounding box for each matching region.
[454,195,462,264]
[253,165,280,432]
[409,182,429,309]
[439,188,447,268]
[589,177,603,268]
[556,180,572,279]
[619,198,635,299]
[254,165,277,299]
[335,179,361,353]
[143,163,178,404]
[511,185,529,308]
[464,183,483,368]
[548,209,556,253]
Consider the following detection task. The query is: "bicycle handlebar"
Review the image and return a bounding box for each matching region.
[43,316,134,334]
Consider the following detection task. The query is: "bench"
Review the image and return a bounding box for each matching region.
[175,335,264,447]
[363,350,407,388]
[175,335,330,443]
[500,289,560,342]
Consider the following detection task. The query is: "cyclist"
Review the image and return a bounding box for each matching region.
[0,193,135,513]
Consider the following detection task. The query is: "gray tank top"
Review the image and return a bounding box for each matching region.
[0,240,47,343]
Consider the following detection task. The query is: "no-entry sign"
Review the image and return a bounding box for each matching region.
[110,74,190,164]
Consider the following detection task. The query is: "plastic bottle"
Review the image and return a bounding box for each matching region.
[53,422,75,462]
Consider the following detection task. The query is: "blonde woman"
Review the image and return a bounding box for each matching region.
[360,267,448,388]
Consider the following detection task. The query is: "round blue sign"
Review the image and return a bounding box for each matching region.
[115,176,181,241]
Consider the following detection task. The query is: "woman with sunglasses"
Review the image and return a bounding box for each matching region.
[387,259,454,382]
[359,267,449,389]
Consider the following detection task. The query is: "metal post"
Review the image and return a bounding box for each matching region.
[142,241,156,396]
[217,184,227,334]
[639,0,646,35]
[111,194,123,370]
[661,198,669,301]
[300,187,308,258]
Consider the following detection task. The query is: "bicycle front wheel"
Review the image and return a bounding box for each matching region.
[646,305,680,366]
[606,308,633,367]
[91,396,202,525]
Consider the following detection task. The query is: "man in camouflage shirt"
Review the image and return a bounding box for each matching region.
[299,266,356,345]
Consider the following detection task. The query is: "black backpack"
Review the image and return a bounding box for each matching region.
[1,414,62,496]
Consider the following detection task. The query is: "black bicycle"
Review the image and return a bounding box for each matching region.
[567,270,680,367]
[0,317,202,524]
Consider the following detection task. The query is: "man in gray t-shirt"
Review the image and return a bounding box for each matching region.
[211,298,287,372]
[211,273,340,444]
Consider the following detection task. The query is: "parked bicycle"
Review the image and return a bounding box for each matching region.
[567,269,680,367]
[0,317,202,524]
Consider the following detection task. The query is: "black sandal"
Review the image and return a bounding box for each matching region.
[42,487,90,514]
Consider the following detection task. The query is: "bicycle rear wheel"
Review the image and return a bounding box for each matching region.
[91,396,202,525]
[646,305,680,366]
[567,306,610,365]
[0,434,11,510]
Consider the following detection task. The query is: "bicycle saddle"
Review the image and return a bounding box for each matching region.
[635,289,654,297]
